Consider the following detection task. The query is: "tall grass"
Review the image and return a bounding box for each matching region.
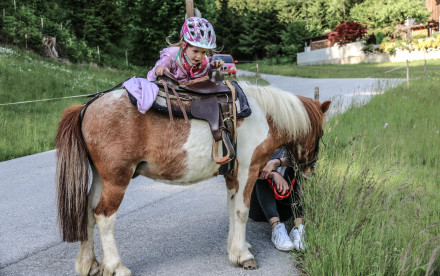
[298,78,440,275]
[239,59,440,79]
[0,47,135,160]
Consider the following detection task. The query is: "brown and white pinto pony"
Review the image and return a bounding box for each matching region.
[55,82,330,275]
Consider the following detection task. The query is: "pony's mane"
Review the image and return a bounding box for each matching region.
[238,82,311,138]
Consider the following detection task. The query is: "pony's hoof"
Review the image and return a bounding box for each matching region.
[102,263,132,276]
[88,260,100,276]
[242,259,258,270]
[76,257,100,276]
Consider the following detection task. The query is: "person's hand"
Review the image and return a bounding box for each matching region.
[259,159,278,180]
[210,60,224,68]
[271,172,289,195]
[155,65,170,76]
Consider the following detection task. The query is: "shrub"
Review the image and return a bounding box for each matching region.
[375,31,386,44]
[328,22,368,45]
[362,44,374,54]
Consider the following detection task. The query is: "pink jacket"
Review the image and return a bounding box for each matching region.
[147,46,211,82]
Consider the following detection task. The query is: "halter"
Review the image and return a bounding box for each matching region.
[285,139,320,174]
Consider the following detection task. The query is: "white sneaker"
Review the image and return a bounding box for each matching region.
[271,223,295,251]
[289,224,306,251]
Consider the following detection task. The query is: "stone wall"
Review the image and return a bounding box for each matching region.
[297,41,440,66]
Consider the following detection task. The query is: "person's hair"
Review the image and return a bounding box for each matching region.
[165,36,219,56]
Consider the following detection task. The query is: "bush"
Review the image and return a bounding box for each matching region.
[375,31,385,44]
[328,22,367,45]
[362,43,374,54]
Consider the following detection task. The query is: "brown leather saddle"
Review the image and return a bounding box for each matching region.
[154,70,237,166]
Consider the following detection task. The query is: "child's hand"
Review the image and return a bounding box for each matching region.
[210,60,224,68]
[155,65,170,76]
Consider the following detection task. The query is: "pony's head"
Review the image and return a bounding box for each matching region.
[285,98,331,179]
[239,82,331,178]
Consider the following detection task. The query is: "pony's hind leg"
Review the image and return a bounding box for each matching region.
[94,171,132,276]
[76,165,102,276]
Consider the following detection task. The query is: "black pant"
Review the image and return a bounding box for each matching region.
[249,167,303,222]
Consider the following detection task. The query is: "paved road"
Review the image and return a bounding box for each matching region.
[0,72,404,276]
[238,70,404,118]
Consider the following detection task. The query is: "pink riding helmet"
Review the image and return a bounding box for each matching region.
[180,17,217,49]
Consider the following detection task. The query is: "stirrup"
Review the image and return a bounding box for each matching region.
[212,130,235,164]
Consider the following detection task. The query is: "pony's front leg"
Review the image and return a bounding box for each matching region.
[224,174,258,270]
[76,166,102,276]
[94,173,132,276]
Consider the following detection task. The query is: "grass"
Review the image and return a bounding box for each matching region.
[239,59,440,79]
[298,78,440,275]
[0,46,135,161]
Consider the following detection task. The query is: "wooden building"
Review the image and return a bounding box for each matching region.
[411,0,440,36]
[302,33,334,52]
[303,1,440,52]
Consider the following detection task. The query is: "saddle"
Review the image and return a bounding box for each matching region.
[154,70,237,168]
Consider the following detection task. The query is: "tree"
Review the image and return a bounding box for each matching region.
[214,0,244,58]
[328,21,367,45]
[350,0,430,33]
[281,21,310,61]
[237,9,284,60]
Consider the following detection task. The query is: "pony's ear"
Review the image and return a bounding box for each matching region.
[320,100,331,114]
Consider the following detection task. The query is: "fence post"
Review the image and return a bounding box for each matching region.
[406,60,410,89]
[424,59,427,78]
[3,8,5,17]
[97,46,100,62]
[13,0,16,12]
[256,63,259,78]
[126,50,128,66]
[186,0,194,18]
[41,18,44,28]
[314,87,319,102]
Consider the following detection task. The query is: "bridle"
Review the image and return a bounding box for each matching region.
[284,139,320,174]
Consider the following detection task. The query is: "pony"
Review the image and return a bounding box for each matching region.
[55,81,331,275]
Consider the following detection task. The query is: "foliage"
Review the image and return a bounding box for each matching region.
[281,21,310,61]
[350,0,430,34]
[328,22,367,45]
[361,43,374,54]
[237,9,283,59]
[0,0,436,67]
[375,31,385,44]
[392,24,411,40]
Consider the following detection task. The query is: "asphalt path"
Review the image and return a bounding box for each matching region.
[238,69,404,118]
[0,72,404,276]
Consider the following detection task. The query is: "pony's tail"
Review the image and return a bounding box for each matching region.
[55,105,89,242]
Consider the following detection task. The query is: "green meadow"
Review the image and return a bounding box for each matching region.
[240,59,440,79]
[1,46,438,274]
[0,47,135,160]
[300,78,440,274]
